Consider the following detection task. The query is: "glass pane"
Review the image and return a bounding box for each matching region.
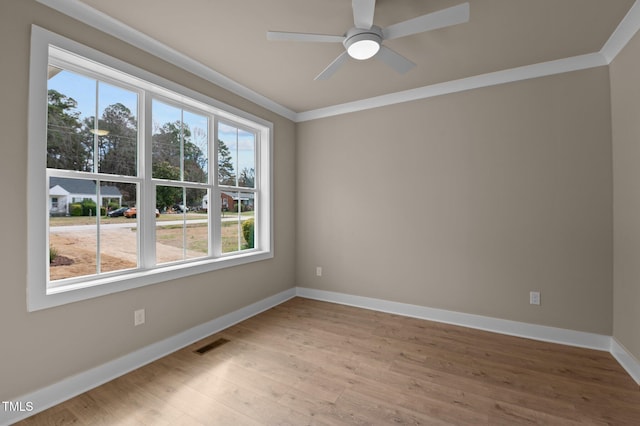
[152,101,208,183]
[156,183,185,215]
[183,110,208,183]
[156,185,186,264]
[97,82,138,176]
[156,186,208,263]
[152,100,182,180]
[221,191,240,253]
[100,182,138,273]
[47,68,96,172]
[240,192,255,250]
[221,191,255,254]
[185,188,208,260]
[237,130,256,188]
[49,177,98,281]
[218,122,237,186]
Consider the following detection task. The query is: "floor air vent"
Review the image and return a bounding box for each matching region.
[194,338,230,355]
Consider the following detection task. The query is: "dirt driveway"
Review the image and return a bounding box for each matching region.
[49,224,208,281]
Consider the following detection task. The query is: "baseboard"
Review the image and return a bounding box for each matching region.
[295,287,611,351]
[611,338,640,385]
[2,288,296,426]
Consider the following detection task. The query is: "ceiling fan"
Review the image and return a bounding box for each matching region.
[267,0,470,80]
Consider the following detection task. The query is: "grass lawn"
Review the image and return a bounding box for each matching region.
[154,221,246,253]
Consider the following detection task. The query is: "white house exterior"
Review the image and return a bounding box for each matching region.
[49,177,122,216]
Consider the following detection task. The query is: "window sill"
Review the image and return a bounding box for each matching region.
[29,250,273,311]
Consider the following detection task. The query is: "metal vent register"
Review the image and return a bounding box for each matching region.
[194,338,230,355]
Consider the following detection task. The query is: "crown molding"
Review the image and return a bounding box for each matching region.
[296,53,607,122]
[37,0,640,123]
[601,0,640,63]
[35,0,298,122]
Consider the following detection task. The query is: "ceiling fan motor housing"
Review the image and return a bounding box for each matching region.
[344,26,383,60]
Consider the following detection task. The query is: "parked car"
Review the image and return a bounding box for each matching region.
[173,204,188,213]
[107,207,128,217]
[124,207,137,218]
[124,207,160,218]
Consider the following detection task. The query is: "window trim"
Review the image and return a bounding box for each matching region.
[28,25,273,311]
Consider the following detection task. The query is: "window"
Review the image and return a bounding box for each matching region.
[218,121,257,253]
[28,26,273,311]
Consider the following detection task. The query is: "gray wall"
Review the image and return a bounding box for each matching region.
[611,30,640,362]
[0,1,296,400]
[297,67,613,335]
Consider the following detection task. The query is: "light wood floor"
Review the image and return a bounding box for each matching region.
[18,297,640,425]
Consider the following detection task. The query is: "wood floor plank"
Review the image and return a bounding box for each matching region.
[333,366,491,425]
[17,407,81,426]
[375,321,636,390]
[17,297,640,425]
[328,388,454,426]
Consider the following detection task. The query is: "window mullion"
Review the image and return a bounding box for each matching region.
[96,181,101,275]
[140,92,156,268]
[93,80,100,173]
[182,187,187,259]
[212,119,222,257]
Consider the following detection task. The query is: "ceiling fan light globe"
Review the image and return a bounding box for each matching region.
[347,39,380,60]
[343,30,382,60]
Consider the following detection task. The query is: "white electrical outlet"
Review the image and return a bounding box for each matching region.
[316,266,322,277]
[134,308,145,326]
[529,291,541,305]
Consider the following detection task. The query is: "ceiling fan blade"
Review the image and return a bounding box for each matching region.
[267,31,345,43]
[352,0,376,29]
[382,2,469,40]
[315,51,350,80]
[375,46,415,74]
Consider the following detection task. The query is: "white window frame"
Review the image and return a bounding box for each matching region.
[27,26,273,311]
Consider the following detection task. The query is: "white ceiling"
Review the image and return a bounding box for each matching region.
[43,0,639,120]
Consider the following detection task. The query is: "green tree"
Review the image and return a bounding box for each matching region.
[152,121,207,183]
[47,90,91,171]
[153,160,182,210]
[238,167,255,188]
[152,121,182,173]
[77,103,139,201]
[152,120,210,209]
[184,138,207,183]
[218,140,235,185]
[96,103,137,176]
